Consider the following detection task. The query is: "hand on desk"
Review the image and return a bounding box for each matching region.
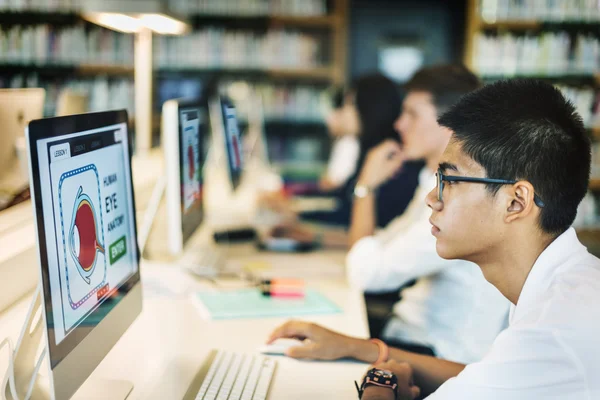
[268,321,421,400]
[361,361,421,400]
[269,225,317,244]
[257,191,298,224]
[267,320,359,361]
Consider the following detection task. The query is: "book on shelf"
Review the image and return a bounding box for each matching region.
[0,24,133,66]
[473,31,599,77]
[153,28,323,70]
[478,0,600,23]
[169,0,327,17]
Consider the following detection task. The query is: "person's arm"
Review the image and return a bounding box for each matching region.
[267,321,465,396]
[347,337,465,397]
[348,190,377,247]
[346,202,461,293]
[348,140,404,247]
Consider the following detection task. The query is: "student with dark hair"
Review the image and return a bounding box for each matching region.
[301,73,422,228]
[318,86,361,191]
[267,79,600,399]
[346,64,508,363]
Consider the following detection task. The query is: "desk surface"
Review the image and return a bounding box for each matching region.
[0,249,369,399]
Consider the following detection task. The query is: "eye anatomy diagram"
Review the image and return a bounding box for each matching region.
[68,186,105,284]
[58,164,107,310]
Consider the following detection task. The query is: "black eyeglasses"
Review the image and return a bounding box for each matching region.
[436,168,545,208]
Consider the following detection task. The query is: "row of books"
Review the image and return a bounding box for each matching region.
[472,32,599,76]
[0,0,327,16]
[0,24,133,66]
[479,0,600,22]
[168,0,327,16]
[154,29,322,70]
[0,0,76,11]
[219,80,325,122]
[158,78,326,123]
[557,85,600,129]
[0,73,133,117]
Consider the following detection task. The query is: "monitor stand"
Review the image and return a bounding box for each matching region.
[2,287,134,400]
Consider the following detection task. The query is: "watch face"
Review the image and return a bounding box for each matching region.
[374,369,394,379]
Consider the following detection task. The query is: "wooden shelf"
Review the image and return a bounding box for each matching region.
[189,14,336,30]
[268,66,333,80]
[479,17,600,30]
[0,10,80,25]
[270,15,337,27]
[156,66,333,81]
[589,179,600,191]
[0,63,133,76]
[480,20,540,30]
[76,64,134,76]
[480,73,599,84]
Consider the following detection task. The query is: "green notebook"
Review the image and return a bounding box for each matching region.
[192,288,341,320]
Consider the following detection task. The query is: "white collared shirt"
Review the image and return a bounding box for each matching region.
[346,168,509,363]
[326,135,360,186]
[427,228,600,399]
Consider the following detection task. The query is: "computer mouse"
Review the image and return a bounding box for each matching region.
[258,338,305,355]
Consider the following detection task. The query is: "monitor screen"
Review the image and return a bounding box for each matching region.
[221,98,243,190]
[28,112,139,366]
[179,105,204,242]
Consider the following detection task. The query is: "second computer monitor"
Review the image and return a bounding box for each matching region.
[162,99,206,254]
[209,95,244,192]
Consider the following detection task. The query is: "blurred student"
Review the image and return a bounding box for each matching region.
[345,65,508,363]
[267,79,600,400]
[301,73,422,229]
[318,87,360,192]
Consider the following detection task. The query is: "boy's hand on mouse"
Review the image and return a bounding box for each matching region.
[358,140,405,190]
[267,320,357,361]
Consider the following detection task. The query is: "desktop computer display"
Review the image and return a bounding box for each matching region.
[209,95,244,192]
[162,99,206,255]
[0,88,45,202]
[27,110,142,399]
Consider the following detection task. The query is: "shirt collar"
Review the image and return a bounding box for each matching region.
[509,228,586,325]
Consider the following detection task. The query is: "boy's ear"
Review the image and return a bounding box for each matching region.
[505,181,536,223]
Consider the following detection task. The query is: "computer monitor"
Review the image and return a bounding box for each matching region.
[0,88,45,194]
[209,96,243,191]
[245,88,270,168]
[162,99,206,255]
[56,89,88,117]
[27,110,142,399]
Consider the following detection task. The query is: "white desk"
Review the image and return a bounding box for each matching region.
[0,248,370,399]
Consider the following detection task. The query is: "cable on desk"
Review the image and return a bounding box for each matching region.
[0,337,47,400]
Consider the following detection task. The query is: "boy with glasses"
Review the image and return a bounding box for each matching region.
[346,65,508,363]
[267,79,600,399]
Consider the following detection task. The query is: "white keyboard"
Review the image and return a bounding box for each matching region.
[189,350,276,400]
[180,247,223,278]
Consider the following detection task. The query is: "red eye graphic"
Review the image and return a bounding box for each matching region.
[74,199,104,271]
[232,135,241,168]
[188,144,195,179]
[69,186,105,284]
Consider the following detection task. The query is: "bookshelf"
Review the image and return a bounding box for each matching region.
[0,0,349,181]
[465,0,600,194]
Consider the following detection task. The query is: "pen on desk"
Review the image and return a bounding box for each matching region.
[260,279,305,298]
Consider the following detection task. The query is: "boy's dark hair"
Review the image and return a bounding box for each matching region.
[438,79,591,235]
[404,64,481,114]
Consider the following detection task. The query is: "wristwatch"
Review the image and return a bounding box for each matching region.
[356,368,398,399]
[353,183,373,199]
